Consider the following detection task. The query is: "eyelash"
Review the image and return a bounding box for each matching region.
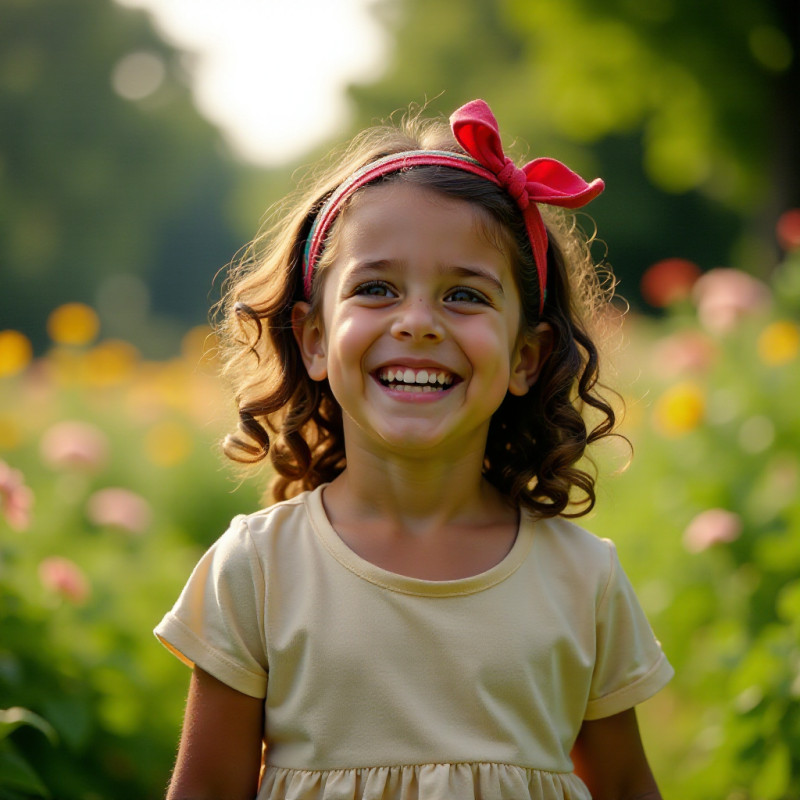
[351,281,491,306]
[445,286,490,305]
[353,280,395,297]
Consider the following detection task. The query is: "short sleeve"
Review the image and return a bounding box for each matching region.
[584,542,674,720]
[154,516,268,698]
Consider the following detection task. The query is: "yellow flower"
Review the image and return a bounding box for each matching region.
[653,381,705,437]
[46,347,85,387]
[0,330,33,377]
[83,340,139,386]
[0,415,23,450]
[144,421,193,467]
[47,303,99,346]
[758,320,800,366]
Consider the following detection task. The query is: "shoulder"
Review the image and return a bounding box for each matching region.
[240,488,315,524]
[217,485,325,572]
[531,514,615,561]
[233,485,321,540]
[525,514,617,598]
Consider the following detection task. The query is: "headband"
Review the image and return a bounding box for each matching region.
[302,99,604,313]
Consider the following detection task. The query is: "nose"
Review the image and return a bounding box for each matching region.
[390,297,443,342]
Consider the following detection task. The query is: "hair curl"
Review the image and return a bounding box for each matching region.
[216,109,623,517]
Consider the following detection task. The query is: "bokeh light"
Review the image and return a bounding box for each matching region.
[0,330,33,377]
[776,209,800,251]
[653,381,705,437]
[144,420,193,467]
[641,258,701,308]
[111,51,166,101]
[757,320,800,366]
[46,303,100,346]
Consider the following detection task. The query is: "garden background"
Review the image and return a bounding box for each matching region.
[1,0,799,797]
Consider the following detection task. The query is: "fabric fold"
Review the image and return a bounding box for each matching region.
[258,763,591,800]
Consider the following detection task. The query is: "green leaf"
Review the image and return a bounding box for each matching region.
[777,579,800,624]
[751,741,791,800]
[0,743,51,798]
[0,709,57,745]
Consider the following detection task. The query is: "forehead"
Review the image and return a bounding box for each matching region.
[334,181,513,264]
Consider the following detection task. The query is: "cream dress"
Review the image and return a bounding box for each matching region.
[155,484,673,799]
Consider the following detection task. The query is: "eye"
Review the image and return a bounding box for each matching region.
[353,280,396,298]
[445,286,490,305]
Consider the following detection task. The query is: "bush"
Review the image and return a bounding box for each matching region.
[0,320,259,799]
[590,247,800,798]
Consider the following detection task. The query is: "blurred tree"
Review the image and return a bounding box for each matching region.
[349,0,798,305]
[0,0,241,355]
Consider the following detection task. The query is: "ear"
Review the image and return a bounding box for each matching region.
[291,302,328,381]
[508,322,554,396]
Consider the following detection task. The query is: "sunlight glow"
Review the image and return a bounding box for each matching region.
[114,0,388,165]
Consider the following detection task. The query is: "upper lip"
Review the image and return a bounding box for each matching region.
[372,357,458,373]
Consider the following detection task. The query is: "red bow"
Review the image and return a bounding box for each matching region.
[451,100,604,311]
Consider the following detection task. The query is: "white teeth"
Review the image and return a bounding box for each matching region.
[378,367,454,388]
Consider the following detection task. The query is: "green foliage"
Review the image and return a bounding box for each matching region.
[0,333,260,798]
[0,708,56,798]
[0,0,240,355]
[503,0,794,204]
[589,249,800,798]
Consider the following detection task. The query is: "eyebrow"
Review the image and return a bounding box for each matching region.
[344,260,505,295]
[439,264,505,295]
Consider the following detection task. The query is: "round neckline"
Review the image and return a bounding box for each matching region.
[306,484,535,597]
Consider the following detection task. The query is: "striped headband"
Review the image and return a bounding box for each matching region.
[302,99,604,313]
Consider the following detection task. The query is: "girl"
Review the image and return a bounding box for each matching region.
[155,99,673,800]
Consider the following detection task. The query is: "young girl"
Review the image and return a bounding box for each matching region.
[155,99,673,800]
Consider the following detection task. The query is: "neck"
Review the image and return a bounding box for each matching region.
[325,439,509,534]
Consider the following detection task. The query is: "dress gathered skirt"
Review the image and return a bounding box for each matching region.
[259,763,591,800]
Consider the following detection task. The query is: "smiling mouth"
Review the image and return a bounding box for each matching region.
[376,367,456,393]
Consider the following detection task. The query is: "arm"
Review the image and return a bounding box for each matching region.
[166,667,264,800]
[570,708,662,800]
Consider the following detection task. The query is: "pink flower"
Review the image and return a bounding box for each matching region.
[38,556,90,604]
[641,258,701,308]
[652,330,718,377]
[683,508,743,553]
[0,460,33,531]
[692,268,771,334]
[40,421,109,471]
[86,487,152,534]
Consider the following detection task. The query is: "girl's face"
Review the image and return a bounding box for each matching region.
[293,182,550,461]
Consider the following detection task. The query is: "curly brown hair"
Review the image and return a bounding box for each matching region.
[216,110,622,517]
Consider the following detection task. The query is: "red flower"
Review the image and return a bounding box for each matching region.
[641,258,702,308]
[776,209,800,251]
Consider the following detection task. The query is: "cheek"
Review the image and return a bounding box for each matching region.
[323,312,377,380]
